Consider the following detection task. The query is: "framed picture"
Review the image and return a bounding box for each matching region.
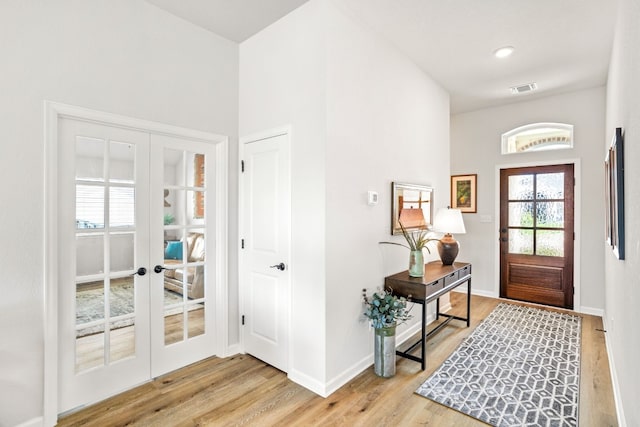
[451,174,477,213]
[391,182,433,235]
[605,127,624,260]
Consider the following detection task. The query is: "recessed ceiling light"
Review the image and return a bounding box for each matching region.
[494,46,515,59]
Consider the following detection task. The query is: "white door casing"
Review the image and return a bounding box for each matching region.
[240,128,291,372]
[44,102,228,425]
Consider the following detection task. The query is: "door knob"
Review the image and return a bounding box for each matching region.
[154,265,166,274]
[270,262,286,271]
[132,267,147,276]
[501,237,508,242]
[501,228,507,233]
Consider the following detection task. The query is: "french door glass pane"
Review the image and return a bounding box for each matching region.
[75,137,104,181]
[76,234,104,276]
[508,202,534,227]
[76,185,105,229]
[110,233,134,272]
[508,175,533,200]
[109,141,135,184]
[188,303,205,338]
[536,173,564,199]
[109,187,135,228]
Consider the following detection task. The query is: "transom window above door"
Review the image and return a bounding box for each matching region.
[501,123,573,154]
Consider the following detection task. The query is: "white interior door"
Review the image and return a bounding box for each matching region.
[240,131,291,372]
[58,118,151,412]
[58,118,219,413]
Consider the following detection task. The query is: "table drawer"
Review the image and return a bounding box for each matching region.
[425,278,444,298]
[458,264,471,279]
[443,271,458,286]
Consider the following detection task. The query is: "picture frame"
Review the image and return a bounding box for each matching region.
[391,182,433,235]
[451,174,477,213]
[605,127,624,260]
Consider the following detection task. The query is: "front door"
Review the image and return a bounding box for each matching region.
[240,131,291,372]
[58,118,219,413]
[499,164,575,308]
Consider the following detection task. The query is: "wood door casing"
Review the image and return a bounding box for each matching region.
[500,164,574,309]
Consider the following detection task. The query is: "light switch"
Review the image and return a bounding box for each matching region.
[367,191,378,205]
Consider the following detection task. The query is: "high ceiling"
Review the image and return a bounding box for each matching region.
[145,0,618,114]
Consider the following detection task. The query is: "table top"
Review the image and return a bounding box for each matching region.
[384,261,471,301]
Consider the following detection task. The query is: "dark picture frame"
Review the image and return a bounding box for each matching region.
[391,182,433,235]
[605,127,625,260]
[451,174,477,213]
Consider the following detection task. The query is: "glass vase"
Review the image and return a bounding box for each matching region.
[409,250,424,277]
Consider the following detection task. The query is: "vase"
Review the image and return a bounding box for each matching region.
[374,323,397,377]
[409,250,424,277]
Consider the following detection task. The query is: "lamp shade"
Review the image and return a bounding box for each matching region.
[432,208,466,234]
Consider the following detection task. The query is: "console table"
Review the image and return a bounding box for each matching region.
[384,261,472,370]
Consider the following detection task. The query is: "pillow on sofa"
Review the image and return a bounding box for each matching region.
[165,241,183,260]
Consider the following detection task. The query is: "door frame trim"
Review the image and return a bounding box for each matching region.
[43,101,229,426]
[237,125,292,367]
[493,158,581,312]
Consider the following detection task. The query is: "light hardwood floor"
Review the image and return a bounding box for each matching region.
[59,294,618,426]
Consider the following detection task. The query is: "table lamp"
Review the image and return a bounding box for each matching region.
[432,207,466,265]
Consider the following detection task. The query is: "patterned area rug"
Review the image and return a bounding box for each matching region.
[76,280,184,337]
[416,303,581,427]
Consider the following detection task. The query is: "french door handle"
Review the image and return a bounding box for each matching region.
[154,265,166,274]
[132,267,147,276]
[500,238,508,242]
[270,262,286,271]
[501,228,507,233]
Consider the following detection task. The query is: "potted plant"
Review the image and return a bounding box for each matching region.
[381,221,439,277]
[362,288,413,377]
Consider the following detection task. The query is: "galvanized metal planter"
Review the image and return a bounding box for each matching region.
[374,323,397,377]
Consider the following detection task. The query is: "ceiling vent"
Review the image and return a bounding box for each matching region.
[510,83,538,94]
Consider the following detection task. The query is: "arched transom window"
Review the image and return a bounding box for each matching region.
[501,123,573,154]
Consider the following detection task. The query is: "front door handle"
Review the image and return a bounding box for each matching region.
[154,265,166,274]
[270,262,286,271]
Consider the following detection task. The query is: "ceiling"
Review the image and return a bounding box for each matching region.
[145,0,618,114]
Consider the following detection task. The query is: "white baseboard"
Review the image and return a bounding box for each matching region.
[602,315,627,427]
[15,416,43,427]
[222,343,241,358]
[321,310,445,398]
[577,306,604,317]
[288,368,329,397]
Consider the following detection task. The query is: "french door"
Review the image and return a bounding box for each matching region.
[499,164,574,308]
[58,118,218,413]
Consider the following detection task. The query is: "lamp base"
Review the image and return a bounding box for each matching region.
[437,234,459,265]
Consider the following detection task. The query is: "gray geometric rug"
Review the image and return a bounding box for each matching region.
[76,280,185,337]
[416,303,581,427]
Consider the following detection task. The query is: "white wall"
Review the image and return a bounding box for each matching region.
[605,0,640,424]
[324,4,450,384]
[240,0,329,390]
[240,0,450,394]
[450,87,606,312]
[0,1,238,425]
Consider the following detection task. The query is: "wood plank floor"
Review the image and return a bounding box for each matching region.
[59,294,618,426]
